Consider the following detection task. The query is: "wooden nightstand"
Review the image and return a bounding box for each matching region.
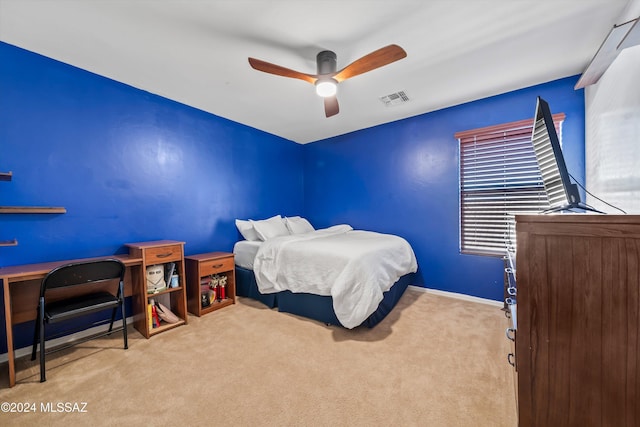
[125,240,188,338]
[185,252,236,316]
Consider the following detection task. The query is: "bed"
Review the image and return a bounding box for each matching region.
[233,218,417,329]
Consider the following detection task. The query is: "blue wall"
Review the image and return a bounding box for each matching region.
[0,42,304,263]
[0,42,304,352]
[304,76,585,301]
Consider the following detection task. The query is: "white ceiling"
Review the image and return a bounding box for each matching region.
[0,0,633,144]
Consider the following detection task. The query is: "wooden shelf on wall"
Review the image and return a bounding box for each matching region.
[0,206,67,214]
[1,172,66,247]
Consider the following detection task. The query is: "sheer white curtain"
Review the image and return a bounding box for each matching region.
[585,0,640,214]
[585,45,640,214]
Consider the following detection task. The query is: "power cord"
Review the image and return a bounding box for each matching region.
[569,173,627,214]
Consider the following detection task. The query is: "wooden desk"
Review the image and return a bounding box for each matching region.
[1,254,142,388]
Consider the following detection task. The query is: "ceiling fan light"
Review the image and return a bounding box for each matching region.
[315,80,337,97]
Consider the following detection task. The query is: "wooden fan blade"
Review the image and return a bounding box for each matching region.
[248,58,318,84]
[333,44,407,82]
[324,96,339,118]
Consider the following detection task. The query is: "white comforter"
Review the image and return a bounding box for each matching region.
[253,225,418,328]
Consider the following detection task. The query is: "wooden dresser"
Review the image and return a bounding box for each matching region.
[515,214,640,427]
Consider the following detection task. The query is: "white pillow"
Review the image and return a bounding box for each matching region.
[285,216,315,234]
[250,215,290,241]
[235,219,260,241]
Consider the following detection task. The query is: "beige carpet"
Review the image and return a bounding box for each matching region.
[0,289,517,426]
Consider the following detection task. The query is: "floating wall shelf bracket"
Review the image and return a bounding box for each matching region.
[575,16,640,89]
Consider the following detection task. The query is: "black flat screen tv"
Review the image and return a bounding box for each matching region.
[531,97,596,213]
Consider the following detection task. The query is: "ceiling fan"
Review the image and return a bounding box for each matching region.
[248,44,407,118]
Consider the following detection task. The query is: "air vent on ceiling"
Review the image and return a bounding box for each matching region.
[379,91,410,107]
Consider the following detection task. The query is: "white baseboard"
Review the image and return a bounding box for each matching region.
[0,316,134,364]
[407,285,503,307]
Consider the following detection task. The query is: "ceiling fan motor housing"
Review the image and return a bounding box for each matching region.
[317,50,337,74]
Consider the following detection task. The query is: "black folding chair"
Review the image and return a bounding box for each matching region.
[30,258,128,382]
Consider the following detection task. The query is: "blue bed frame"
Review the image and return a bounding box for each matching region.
[235,266,413,328]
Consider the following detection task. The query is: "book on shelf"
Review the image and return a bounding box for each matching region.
[164,262,176,287]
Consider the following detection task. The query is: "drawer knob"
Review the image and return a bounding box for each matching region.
[156,253,172,258]
[212,263,223,269]
[505,327,516,342]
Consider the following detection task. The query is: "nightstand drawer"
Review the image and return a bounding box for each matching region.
[145,245,183,263]
[200,257,234,276]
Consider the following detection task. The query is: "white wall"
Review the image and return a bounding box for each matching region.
[585,0,640,214]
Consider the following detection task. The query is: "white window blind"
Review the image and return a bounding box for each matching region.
[456,113,565,256]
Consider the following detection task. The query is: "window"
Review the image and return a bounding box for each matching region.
[456,113,565,256]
